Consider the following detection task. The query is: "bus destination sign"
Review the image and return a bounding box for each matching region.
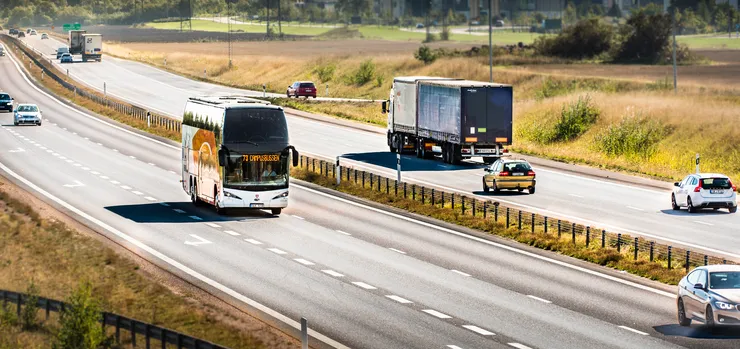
[243,154,280,162]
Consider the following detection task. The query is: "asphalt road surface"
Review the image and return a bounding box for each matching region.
[15,34,740,262]
[2,35,740,349]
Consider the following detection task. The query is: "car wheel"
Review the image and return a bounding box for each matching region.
[483,178,489,193]
[687,197,697,213]
[492,180,500,193]
[518,188,523,192]
[677,299,691,327]
[730,206,737,213]
[529,186,536,195]
[13,122,18,126]
[271,208,282,215]
[37,122,41,126]
[671,194,680,210]
[706,306,715,328]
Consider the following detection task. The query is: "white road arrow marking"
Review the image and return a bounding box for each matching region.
[8,148,25,153]
[63,180,85,188]
[184,234,212,246]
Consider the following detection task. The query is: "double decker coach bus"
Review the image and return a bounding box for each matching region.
[181,96,298,215]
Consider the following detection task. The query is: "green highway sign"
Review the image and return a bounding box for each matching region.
[62,23,81,32]
[73,23,81,30]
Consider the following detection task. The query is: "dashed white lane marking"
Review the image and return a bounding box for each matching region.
[336,230,351,236]
[45,149,52,153]
[39,147,46,150]
[626,206,644,212]
[527,295,552,304]
[508,343,533,349]
[65,159,73,163]
[144,196,157,201]
[84,137,89,140]
[96,142,102,145]
[90,171,100,175]
[110,180,120,184]
[462,325,495,336]
[148,162,155,166]
[73,163,82,167]
[168,170,176,174]
[159,203,170,207]
[422,309,452,319]
[223,230,240,236]
[82,167,90,171]
[129,155,136,159]
[205,223,221,228]
[447,346,464,349]
[72,132,77,135]
[451,269,471,277]
[120,185,132,190]
[694,220,714,226]
[322,270,344,277]
[291,215,305,220]
[351,282,377,290]
[268,248,287,255]
[112,149,118,152]
[389,248,406,254]
[173,209,186,213]
[188,216,203,221]
[618,326,648,336]
[294,258,314,266]
[62,128,67,130]
[385,295,413,304]
[131,191,144,195]
[244,238,263,245]
[100,176,109,179]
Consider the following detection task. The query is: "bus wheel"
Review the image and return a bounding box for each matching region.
[191,182,201,206]
[271,208,282,215]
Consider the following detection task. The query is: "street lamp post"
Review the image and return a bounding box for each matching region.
[488,0,493,82]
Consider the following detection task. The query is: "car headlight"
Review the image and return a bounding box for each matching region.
[273,191,288,199]
[223,191,241,199]
[715,301,735,310]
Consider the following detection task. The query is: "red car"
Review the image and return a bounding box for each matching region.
[287,81,317,98]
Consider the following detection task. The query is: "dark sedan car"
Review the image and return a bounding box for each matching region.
[287,81,317,98]
[0,93,14,112]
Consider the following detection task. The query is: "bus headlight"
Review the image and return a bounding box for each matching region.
[224,191,241,199]
[273,191,288,199]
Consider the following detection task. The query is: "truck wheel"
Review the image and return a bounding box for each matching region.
[451,145,462,165]
[442,144,449,163]
[415,141,423,158]
[483,157,496,165]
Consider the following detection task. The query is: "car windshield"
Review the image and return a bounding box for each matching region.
[299,83,314,88]
[701,178,732,189]
[710,272,740,289]
[224,153,288,189]
[504,162,531,173]
[17,105,38,112]
[222,108,288,144]
[0,94,9,100]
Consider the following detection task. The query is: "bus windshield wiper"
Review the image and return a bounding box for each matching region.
[232,141,259,146]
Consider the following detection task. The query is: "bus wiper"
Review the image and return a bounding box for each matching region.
[232,141,259,146]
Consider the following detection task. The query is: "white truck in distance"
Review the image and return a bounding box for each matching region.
[81,33,102,62]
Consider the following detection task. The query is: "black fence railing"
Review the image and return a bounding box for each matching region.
[0,289,228,349]
[1,34,181,134]
[296,154,736,273]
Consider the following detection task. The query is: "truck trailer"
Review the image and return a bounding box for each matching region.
[68,30,87,54]
[383,78,513,165]
[81,33,102,62]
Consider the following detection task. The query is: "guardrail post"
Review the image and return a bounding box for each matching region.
[634,237,638,260]
[471,199,475,216]
[517,210,522,230]
[403,183,407,198]
[704,255,708,266]
[649,242,654,262]
[530,213,535,233]
[177,333,182,348]
[145,324,151,349]
[386,178,389,194]
[494,203,498,222]
[326,83,329,96]
[204,69,207,78]
[685,250,691,272]
[483,201,487,218]
[617,233,621,252]
[431,189,435,205]
[263,84,266,97]
[557,220,561,237]
[451,194,454,209]
[115,314,121,343]
[412,184,416,200]
[571,223,576,244]
[544,217,548,234]
[723,259,727,264]
[506,208,510,228]
[147,112,151,128]
[131,319,137,347]
[461,196,465,214]
[16,294,21,317]
[421,186,425,203]
[161,329,166,349]
[336,157,340,185]
[601,229,606,248]
[45,298,50,320]
[301,317,308,349]
[66,69,69,79]
[164,58,167,66]
[586,226,590,246]
[668,246,672,269]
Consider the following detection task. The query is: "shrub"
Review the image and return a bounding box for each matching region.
[612,9,671,63]
[424,32,437,43]
[553,95,600,142]
[440,26,451,41]
[21,280,40,331]
[375,75,385,88]
[312,63,336,83]
[413,45,437,65]
[350,59,375,86]
[533,18,613,59]
[595,110,670,158]
[54,281,107,349]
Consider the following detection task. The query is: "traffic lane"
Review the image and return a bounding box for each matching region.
[0,49,181,172]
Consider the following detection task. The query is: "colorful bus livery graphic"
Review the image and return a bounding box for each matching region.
[181,96,298,216]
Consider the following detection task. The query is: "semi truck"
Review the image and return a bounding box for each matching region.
[68,30,87,54]
[383,77,513,165]
[81,33,102,62]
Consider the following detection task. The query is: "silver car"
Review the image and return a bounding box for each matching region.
[677,265,740,327]
[13,104,42,126]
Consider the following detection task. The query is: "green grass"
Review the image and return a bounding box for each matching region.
[677,34,740,49]
[146,19,333,36]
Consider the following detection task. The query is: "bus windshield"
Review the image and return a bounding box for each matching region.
[223,108,288,144]
[224,153,288,190]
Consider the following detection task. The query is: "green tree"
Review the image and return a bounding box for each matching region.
[21,281,40,331]
[335,0,370,19]
[8,6,34,26]
[607,2,621,18]
[54,281,107,349]
[563,1,577,25]
[613,8,672,63]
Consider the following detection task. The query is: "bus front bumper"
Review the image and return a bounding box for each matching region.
[219,188,289,209]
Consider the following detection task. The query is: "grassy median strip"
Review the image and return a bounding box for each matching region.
[292,163,719,286]
[0,184,297,349]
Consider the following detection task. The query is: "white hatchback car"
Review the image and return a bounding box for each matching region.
[13,104,42,126]
[672,173,737,213]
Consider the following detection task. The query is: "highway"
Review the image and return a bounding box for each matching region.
[3,35,740,349]
[15,34,740,261]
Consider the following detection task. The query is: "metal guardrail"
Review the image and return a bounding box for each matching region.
[297,154,736,273]
[0,289,228,349]
[1,34,182,134]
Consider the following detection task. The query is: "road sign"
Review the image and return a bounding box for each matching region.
[62,24,71,32]
[73,23,81,30]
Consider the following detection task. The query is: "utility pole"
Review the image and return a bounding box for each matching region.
[227,1,232,68]
[672,7,677,94]
[266,0,271,37]
[488,0,493,82]
[278,0,282,37]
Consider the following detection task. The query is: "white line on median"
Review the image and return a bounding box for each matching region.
[527,295,552,304]
[322,270,344,277]
[618,326,648,336]
[291,215,305,220]
[422,309,452,319]
[352,281,376,290]
[244,238,263,245]
[144,197,157,201]
[451,270,471,277]
[268,248,287,255]
[385,295,412,304]
[462,325,495,336]
[188,216,203,221]
[131,191,144,195]
[694,221,714,226]
[294,258,314,266]
[389,248,406,254]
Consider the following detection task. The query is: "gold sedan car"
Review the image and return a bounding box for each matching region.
[482,158,536,194]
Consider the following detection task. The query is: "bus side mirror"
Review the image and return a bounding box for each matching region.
[218,148,227,166]
[381,101,387,114]
[292,147,299,167]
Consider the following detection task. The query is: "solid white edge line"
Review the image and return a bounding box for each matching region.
[389,248,406,254]
[527,295,552,304]
[618,326,649,336]
[304,152,740,260]
[508,343,533,349]
[268,248,287,255]
[292,183,676,298]
[0,160,348,349]
[693,220,713,226]
[291,215,305,220]
[205,223,221,228]
[336,230,351,236]
[421,309,452,319]
[223,230,240,236]
[351,281,376,290]
[451,269,471,277]
[462,325,495,336]
[5,48,180,151]
[244,238,263,245]
[447,346,464,349]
